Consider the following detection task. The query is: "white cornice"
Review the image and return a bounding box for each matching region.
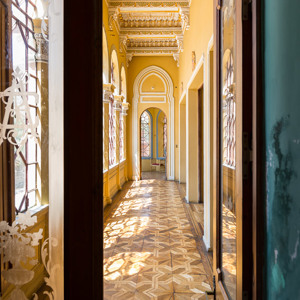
[107,0,190,65]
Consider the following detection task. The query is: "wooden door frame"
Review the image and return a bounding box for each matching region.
[252,0,264,298]
[213,0,255,298]
[64,0,103,298]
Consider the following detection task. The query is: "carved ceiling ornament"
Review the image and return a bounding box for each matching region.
[108,0,190,67]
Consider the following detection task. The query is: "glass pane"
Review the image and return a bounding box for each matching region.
[15,155,26,208]
[28,48,37,75]
[12,23,26,72]
[1,0,64,297]
[28,190,36,208]
[28,4,36,19]
[27,137,37,163]
[15,0,26,11]
[28,30,36,49]
[221,0,237,299]
[28,164,37,190]
[28,75,37,94]
[12,5,26,24]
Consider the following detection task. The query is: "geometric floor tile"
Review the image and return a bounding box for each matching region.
[104,172,213,300]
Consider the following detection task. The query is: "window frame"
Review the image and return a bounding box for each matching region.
[12,0,39,213]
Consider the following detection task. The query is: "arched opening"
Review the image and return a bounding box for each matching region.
[132,66,174,181]
[120,65,126,99]
[140,108,167,180]
[102,27,109,83]
[110,49,119,94]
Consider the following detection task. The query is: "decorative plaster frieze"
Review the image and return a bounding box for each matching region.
[122,101,130,115]
[173,53,180,67]
[126,53,133,67]
[107,0,189,65]
[103,83,116,103]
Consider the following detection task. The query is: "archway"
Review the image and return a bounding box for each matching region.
[110,48,119,94]
[140,108,167,179]
[102,27,109,83]
[132,66,174,180]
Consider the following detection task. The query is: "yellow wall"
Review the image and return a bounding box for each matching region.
[126,56,179,180]
[124,1,212,182]
[103,1,127,88]
[178,0,213,94]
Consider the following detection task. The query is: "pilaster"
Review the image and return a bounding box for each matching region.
[33,19,49,205]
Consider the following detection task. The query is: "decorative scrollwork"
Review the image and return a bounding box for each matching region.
[0,211,43,300]
[0,68,40,155]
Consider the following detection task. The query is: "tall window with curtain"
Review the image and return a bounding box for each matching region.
[12,0,39,213]
[141,110,151,158]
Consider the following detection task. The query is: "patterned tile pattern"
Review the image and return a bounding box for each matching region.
[104,177,214,299]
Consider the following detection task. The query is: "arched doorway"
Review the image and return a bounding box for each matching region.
[132,66,174,180]
[140,108,167,179]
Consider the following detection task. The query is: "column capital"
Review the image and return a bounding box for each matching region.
[103,83,115,103]
[122,101,130,115]
[114,95,124,111]
[35,33,49,63]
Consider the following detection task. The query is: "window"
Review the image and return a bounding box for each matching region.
[119,112,124,161]
[223,53,236,167]
[141,110,151,158]
[163,116,167,158]
[12,0,39,213]
[109,98,116,167]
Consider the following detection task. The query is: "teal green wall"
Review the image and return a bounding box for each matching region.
[264,0,300,299]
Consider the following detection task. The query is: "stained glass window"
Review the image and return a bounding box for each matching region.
[163,116,167,158]
[141,110,151,158]
[109,98,116,167]
[12,0,39,213]
[119,113,124,161]
[223,53,236,167]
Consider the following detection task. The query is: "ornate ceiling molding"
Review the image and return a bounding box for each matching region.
[108,1,190,67]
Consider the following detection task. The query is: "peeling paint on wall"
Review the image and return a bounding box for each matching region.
[264,0,300,298]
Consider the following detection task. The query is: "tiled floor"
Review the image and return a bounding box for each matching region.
[104,174,214,299]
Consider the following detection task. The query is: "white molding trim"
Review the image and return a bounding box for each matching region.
[187,53,205,90]
[132,66,175,180]
[141,95,167,103]
[203,34,214,251]
[179,89,186,104]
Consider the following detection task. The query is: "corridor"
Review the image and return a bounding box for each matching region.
[104,173,214,299]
